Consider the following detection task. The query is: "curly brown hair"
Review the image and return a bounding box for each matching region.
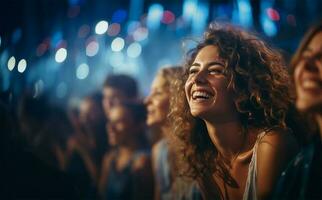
[147,66,183,142]
[169,23,293,180]
[158,66,183,93]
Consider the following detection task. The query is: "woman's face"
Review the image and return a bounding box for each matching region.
[107,106,136,146]
[145,73,169,128]
[185,45,238,122]
[79,99,101,124]
[102,87,127,118]
[294,31,322,113]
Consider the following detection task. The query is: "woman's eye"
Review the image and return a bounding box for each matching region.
[152,91,162,96]
[209,68,224,75]
[301,53,311,60]
[189,68,198,74]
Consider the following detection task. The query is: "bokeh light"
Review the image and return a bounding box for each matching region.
[95,20,109,35]
[147,4,164,30]
[111,37,125,52]
[127,21,141,35]
[17,59,27,73]
[86,40,99,57]
[33,79,44,98]
[183,0,197,22]
[7,56,16,71]
[76,63,89,79]
[107,23,121,36]
[267,8,280,21]
[133,27,149,41]
[112,9,127,23]
[262,18,277,37]
[109,52,124,67]
[161,10,175,24]
[55,48,67,63]
[127,42,142,58]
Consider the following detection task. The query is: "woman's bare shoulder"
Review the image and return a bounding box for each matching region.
[258,127,298,151]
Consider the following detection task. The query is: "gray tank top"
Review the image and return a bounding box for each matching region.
[243,131,268,200]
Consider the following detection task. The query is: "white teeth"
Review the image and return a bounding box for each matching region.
[192,91,211,99]
[302,80,320,89]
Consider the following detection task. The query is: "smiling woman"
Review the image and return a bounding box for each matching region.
[273,21,322,200]
[185,45,238,123]
[169,23,299,200]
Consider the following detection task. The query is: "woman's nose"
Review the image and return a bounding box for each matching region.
[303,55,320,72]
[144,95,151,105]
[193,70,207,84]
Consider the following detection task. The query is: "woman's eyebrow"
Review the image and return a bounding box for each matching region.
[303,48,312,53]
[207,61,225,66]
[190,62,201,67]
[191,60,225,67]
[306,46,322,53]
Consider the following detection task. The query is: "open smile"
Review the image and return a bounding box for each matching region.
[191,90,214,101]
[300,76,322,92]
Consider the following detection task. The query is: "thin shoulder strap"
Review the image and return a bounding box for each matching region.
[243,128,272,200]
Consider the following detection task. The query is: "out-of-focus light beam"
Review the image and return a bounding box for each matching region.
[86,40,99,57]
[55,48,67,63]
[95,20,109,35]
[76,63,89,79]
[147,4,164,30]
[17,59,27,73]
[112,9,127,23]
[127,42,142,58]
[111,37,125,52]
[7,56,16,71]
[107,23,121,36]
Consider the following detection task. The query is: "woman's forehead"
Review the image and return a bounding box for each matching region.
[306,31,322,51]
[194,46,222,60]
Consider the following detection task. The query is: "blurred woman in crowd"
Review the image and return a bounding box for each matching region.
[11,92,79,198]
[102,74,139,119]
[169,23,298,200]
[65,92,109,198]
[18,93,71,170]
[273,21,322,200]
[145,66,201,200]
[98,102,154,199]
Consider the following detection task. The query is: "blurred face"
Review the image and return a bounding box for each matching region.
[102,87,127,118]
[145,74,169,128]
[185,45,238,123]
[107,106,136,146]
[294,31,322,113]
[79,99,98,124]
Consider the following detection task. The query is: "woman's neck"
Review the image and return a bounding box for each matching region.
[204,120,253,163]
[119,139,141,153]
[151,122,171,143]
[315,114,322,142]
[160,124,171,138]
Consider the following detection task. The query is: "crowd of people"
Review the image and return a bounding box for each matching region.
[1,21,321,200]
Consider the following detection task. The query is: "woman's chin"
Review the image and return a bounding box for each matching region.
[296,99,322,114]
[190,109,208,119]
